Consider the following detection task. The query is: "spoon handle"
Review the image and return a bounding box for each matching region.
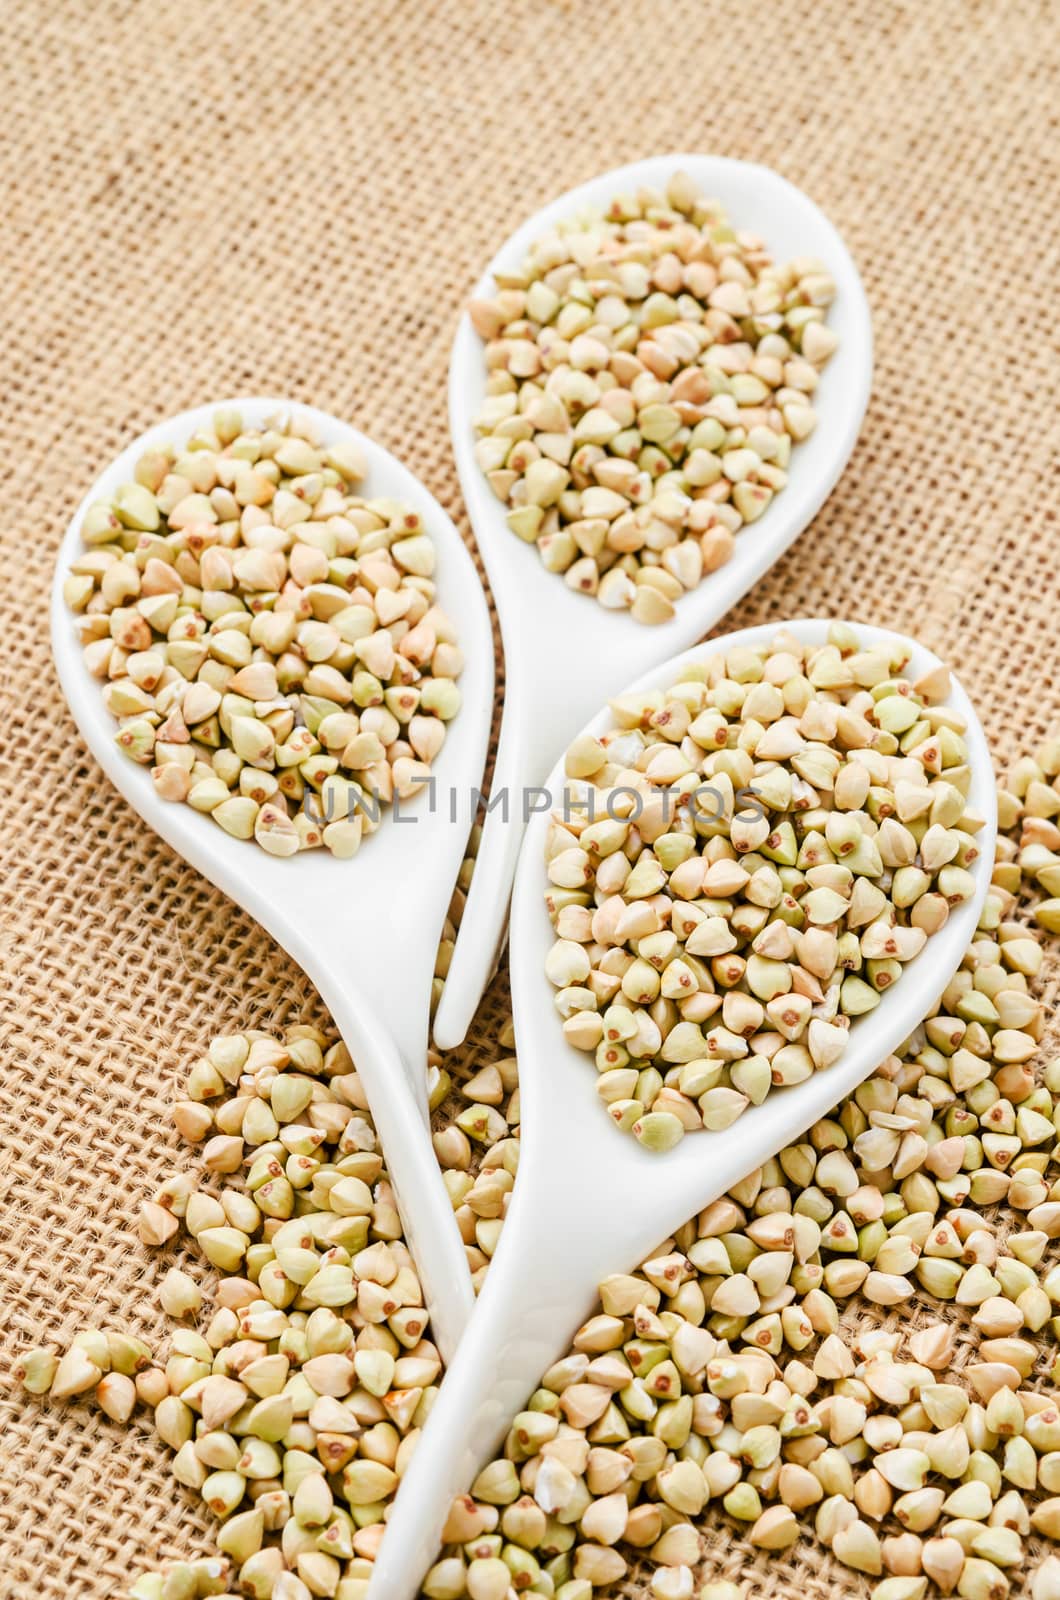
[431,578,665,1049]
[431,686,531,1049]
[314,967,475,1366]
[372,1179,600,1597]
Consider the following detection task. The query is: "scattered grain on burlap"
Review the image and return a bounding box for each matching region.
[1,0,1059,1595]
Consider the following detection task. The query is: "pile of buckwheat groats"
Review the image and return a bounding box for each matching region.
[469,171,838,624]
[64,409,462,857]
[544,626,981,1151]
[16,743,1060,1600]
[21,1024,441,1600]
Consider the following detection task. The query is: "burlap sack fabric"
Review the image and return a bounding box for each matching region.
[2,0,1058,1594]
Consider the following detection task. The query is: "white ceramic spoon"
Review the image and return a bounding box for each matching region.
[373,619,995,1597]
[50,397,495,1363]
[434,153,873,1050]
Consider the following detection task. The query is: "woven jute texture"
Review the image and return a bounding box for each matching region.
[2,0,1059,1595]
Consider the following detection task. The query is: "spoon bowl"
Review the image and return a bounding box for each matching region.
[436,152,874,1049]
[373,619,994,1597]
[50,397,495,1362]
